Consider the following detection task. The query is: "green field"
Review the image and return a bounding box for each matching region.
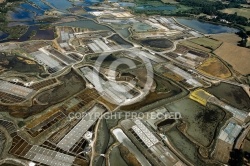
[188,37,222,50]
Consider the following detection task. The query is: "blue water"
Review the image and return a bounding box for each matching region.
[0,25,54,43]
[58,20,112,31]
[28,0,51,10]
[176,18,239,34]
[116,28,130,38]
[21,3,44,15]
[84,7,95,12]
[0,32,9,41]
[119,2,135,7]
[135,5,176,11]
[11,8,34,21]
[45,0,72,11]
[85,0,103,4]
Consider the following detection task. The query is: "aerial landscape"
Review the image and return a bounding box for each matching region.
[0,0,250,165]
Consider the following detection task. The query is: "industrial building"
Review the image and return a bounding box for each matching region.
[0,119,16,134]
[165,63,202,88]
[25,145,75,166]
[87,38,112,53]
[57,105,105,151]
[80,67,137,104]
[213,121,242,163]
[121,119,186,166]
[154,17,185,31]
[30,50,64,73]
[0,80,35,99]
[218,122,242,144]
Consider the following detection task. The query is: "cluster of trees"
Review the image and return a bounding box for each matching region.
[199,13,249,26]
[236,30,249,47]
[228,149,250,166]
[134,0,250,27]
[177,0,226,14]
[174,0,250,30]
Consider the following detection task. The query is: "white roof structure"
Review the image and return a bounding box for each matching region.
[25,145,75,166]
[57,105,105,151]
[0,80,35,98]
[218,122,242,144]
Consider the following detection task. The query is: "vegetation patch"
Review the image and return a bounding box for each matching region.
[188,37,222,50]
[211,33,242,45]
[197,57,231,79]
[166,98,226,147]
[179,41,212,53]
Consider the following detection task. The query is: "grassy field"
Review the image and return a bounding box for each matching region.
[197,57,231,79]
[214,42,250,75]
[179,41,212,53]
[210,33,241,45]
[220,8,250,19]
[188,37,222,50]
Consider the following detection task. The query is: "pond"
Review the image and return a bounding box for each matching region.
[20,3,44,16]
[45,0,73,11]
[206,82,250,110]
[166,127,207,165]
[140,38,173,49]
[135,5,176,11]
[58,20,112,31]
[0,31,9,41]
[108,34,133,48]
[176,18,239,34]
[109,146,128,166]
[132,22,153,32]
[28,0,51,11]
[119,2,135,7]
[9,8,35,21]
[45,0,103,11]
[0,26,55,43]
[116,28,130,38]
[8,1,48,23]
